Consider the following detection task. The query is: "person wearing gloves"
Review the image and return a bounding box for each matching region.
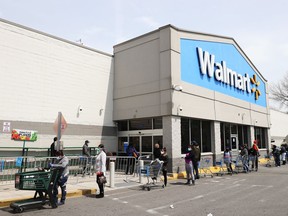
[96,144,106,198]
[184,144,195,185]
[49,150,69,206]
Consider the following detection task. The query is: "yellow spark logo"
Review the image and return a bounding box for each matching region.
[250,74,261,100]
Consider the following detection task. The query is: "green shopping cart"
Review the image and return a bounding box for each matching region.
[10,168,59,213]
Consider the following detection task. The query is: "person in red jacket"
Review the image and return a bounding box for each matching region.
[250,140,260,171]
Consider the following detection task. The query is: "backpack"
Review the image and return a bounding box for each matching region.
[248,148,256,156]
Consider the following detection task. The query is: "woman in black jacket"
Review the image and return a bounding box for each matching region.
[159,147,169,187]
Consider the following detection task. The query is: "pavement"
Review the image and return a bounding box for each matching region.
[0,158,268,208]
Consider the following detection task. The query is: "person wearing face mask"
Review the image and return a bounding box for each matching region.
[159,147,169,187]
[96,144,106,198]
[49,150,69,206]
[184,144,195,185]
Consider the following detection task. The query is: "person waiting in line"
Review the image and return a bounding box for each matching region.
[125,143,139,175]
[184,144,195,185]
[50,137,57,157]
[49,150,69,206]
[223,147,233,174]
[153,142,161,160]
[250,140,260,171]
[82,140,91,175]
[191,141,201,179]
[272,144,281,167]
[240,145,249,173]
[159,147,169,187]
[96,144,106,198]
[280,144,287,165]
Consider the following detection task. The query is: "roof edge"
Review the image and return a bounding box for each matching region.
[0,18,113,57]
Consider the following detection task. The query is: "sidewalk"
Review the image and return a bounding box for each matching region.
[0,158,268,208]
[0,173,169,208]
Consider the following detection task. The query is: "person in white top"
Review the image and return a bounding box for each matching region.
[96,144,106,198]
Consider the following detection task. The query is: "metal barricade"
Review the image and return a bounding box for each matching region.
[0,155,148,186]
[0,157,37,185]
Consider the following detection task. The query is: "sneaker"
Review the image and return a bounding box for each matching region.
[96,194,104,198]
[58,201,65,206]
[184,181,190,185]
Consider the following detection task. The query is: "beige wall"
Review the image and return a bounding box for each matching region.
[0,19,116,151]
[113,25,270,129]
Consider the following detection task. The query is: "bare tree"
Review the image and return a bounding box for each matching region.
[270,72,288,108]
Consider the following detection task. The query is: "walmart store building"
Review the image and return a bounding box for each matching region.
[0,19,270,172]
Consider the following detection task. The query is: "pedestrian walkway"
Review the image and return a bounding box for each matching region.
[0,158,268,208]
[0,173,167,208]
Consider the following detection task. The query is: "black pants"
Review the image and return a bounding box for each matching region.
[274,155,281,167]
[162,168,167,186]
[96,175,104,195]
[126,158,135,175]
[53,176,68,203]
[193,161,199,178]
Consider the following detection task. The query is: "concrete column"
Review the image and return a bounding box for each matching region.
[163,115,182,173]
[249,126,255,145]
[212,121,221,164]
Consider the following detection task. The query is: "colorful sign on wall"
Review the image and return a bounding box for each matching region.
[180,38,267,107]
[11,129,38,141]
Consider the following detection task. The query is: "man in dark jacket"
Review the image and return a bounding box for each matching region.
[191,141,201,179]
[82,140,91,175]
[50,137,57,157]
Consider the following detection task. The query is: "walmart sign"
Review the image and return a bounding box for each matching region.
[180,39,266,107]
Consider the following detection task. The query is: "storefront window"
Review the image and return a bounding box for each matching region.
[129,136,140,152]
[153,136,163,148]
[153,117,163,129]
[202,121,212,152]
[142,136,153,153]
[191,120,201,144]
[181,118,212,154]
[181,118,190,154]
[117,120,128,131]
[254,127,267,149]
[118,137,128,155]
[221,123,249,151]
[129,118,152,130]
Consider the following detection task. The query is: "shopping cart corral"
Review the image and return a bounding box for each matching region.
[141,159,164,191]
[10,168,60,213]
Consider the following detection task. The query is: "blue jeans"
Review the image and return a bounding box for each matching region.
[53,175,68,203]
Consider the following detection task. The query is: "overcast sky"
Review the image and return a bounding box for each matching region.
[1,0,287,85]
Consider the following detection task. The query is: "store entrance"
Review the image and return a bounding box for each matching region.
[127,134,163,156]
[231,134,239,155]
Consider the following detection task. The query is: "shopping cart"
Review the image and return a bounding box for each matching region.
[233,155,243,173]
[265,154,274,167]
[141,159,164,191]
[10,168,59,213]
[215,159,228,176]
[199,157,213,178]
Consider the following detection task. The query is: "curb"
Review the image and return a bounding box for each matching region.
[0,188,97,208]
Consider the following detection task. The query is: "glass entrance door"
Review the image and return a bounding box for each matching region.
[230,134,239,157]
[128,135,153,156]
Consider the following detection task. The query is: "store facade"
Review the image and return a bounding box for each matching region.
[114,25,270,172]
[0,18,271,171]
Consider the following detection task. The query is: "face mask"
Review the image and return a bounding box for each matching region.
[187,148,191,151]
[161,151,164,154]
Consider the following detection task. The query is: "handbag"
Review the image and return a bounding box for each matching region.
[98,175,107,184]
